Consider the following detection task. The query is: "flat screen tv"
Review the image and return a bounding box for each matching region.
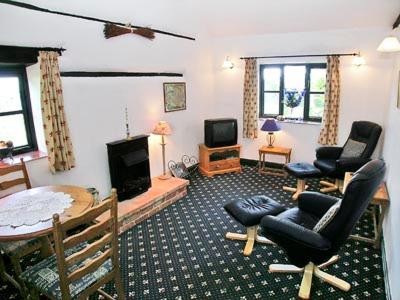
[204,118,238,148]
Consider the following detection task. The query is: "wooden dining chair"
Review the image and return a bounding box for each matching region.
[20,189,125,300]
[0,158,43,299]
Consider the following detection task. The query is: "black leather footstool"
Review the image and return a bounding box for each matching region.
[224,195,285,256]
[283,162,322,200]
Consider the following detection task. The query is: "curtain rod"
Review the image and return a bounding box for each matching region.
[239,53,358,60]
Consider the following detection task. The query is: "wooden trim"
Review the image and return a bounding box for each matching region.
[63,218,111,249]
[68,248,112,282]
[65,233,112,267]
[61,198,112,232]
[0,158,30,190]
[61,71,183,78]
[393,13,400,29]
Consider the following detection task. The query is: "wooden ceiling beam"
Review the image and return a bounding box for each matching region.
[393,13,400,29]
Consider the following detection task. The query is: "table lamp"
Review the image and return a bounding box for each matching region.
[152,121,172,180]
[261,118,281,147]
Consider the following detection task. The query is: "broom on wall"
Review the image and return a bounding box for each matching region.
[104,23,155,40]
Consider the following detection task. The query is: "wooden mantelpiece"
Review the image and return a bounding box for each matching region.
[97,176,189,233]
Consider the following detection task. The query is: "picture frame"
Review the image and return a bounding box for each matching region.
[163,82,186,112]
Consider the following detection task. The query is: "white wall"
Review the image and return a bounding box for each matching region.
[211,28,393,163]
[382,55,400,300]
[0,5,215,198]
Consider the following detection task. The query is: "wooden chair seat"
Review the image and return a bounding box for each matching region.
[20,242,112,299]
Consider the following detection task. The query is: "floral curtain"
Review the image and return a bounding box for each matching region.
[318,56,341,145]
[39,51,75,173]
[243,58,258,139]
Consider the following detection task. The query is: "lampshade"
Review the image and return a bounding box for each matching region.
[261,118,281,132]
[377,36,400,52]
[152,121,172,135]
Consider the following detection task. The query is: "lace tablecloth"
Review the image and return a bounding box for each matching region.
[0,191,73,227]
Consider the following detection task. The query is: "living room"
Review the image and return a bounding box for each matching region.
[0,1,399,299]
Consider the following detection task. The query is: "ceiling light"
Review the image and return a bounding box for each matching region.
[377,36,400,52]
[352,53,366,67]
[222,56,234,69]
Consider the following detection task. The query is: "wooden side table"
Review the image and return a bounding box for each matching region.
[343,172,389,249]
[258,146,292,177]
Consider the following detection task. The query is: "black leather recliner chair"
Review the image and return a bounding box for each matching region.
[314,121,382,193]
[260,160,386,299]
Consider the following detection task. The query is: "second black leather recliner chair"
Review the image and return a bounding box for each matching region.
[260,160,386,299]
[314,121,382,193]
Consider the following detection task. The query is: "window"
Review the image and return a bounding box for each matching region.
[0,65,37,154]
[259,63,327,122]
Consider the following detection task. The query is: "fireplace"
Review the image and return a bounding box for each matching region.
[107,135,151,201]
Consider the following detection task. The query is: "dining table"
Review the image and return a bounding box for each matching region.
[0,185,94,257]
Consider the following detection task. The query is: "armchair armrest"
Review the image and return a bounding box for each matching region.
[298,192,341,219]
[261,216,331,251]
[316,146,343,160]
[336,157,371,172]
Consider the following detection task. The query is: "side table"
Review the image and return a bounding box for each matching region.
[258,146,292,177]
[343,172,389,249]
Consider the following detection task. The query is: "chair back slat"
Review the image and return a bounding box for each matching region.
[0,178,27,190]
[65,232,113,267]
[52,189,122,299]
[63,218,112,249]
[61,198,112,232]
[68,248,113,283]
[0,158,31,192]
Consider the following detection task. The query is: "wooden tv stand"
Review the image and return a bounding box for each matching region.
[199,144,241,177]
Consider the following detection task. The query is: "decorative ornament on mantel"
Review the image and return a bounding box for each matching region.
[125,106,132,141]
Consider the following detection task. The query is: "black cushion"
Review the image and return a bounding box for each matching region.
[275,208,319,230]
[284,163,322,179]
[313,159,336,174]
[224,195,285,227]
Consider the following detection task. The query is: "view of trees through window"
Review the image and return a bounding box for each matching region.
[259,63,327,122]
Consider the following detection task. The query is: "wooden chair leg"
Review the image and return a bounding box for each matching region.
[114,274,125,300]
[299,263,314,299]
[320,179,342,193]
[10,255,29,299]
[226,226,273,256]
[283,179,307,200]
[314,266,351,291]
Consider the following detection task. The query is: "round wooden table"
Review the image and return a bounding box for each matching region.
[0,185,94,256]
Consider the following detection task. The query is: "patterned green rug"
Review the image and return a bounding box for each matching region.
[0,166,386,299]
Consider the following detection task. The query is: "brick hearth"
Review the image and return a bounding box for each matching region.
[97,177,189,233]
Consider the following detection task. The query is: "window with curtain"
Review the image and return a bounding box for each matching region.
[0,65,37,154]
[259,63,327,122]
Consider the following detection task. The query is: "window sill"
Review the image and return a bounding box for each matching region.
[259,118,321,126]
[277,119,321,126]
[0,150,47,167]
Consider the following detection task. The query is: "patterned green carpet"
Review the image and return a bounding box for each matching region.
[1,166,386,299]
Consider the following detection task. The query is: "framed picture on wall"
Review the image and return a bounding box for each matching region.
[163,82,186,112]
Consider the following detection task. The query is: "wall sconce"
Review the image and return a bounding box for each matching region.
[352,53,366,67]
[222,56,235,69]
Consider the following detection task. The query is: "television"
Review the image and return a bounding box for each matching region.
[204,118,238,148]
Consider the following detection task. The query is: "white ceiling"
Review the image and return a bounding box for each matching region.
[8,0,400,38]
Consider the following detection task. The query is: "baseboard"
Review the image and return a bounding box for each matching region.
[381,238,392,300]
[240,158,283,169]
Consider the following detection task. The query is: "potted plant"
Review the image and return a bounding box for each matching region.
[283,89,305,119]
